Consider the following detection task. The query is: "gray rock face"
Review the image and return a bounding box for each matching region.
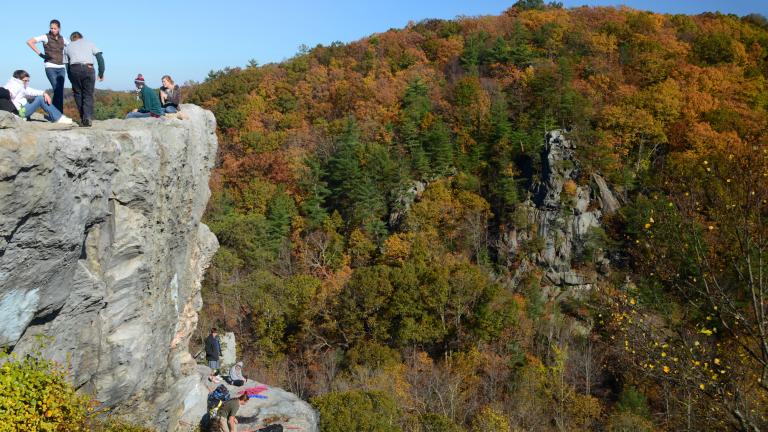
[182,369,318,432]
[219,331,237,370]
[0,107,218,430]
[501,130,618,292]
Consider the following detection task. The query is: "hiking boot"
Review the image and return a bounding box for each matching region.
[56,115,73,125]
[82,119,92,127]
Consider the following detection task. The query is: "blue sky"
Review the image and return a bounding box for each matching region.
[0,1,765,91]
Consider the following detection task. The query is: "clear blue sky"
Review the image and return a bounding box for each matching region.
[0,0,765,91]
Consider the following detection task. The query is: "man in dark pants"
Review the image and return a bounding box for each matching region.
[63,31,104,127]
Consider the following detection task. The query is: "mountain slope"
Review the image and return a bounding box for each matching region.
[187,3,768,431]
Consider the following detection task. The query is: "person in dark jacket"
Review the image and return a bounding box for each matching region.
[159,75,181,113]
[205,328,223,371]
[126,74,163,118]
[0,87,19,115]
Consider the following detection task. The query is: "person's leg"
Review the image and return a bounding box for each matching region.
[45,67,66,113]
[70,67,85,121]
[82,69,96,123]
[23,96,62,122]
[164,105,178,113]
[125,111,152,119]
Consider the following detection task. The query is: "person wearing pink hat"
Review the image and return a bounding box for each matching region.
[126,74,164,119]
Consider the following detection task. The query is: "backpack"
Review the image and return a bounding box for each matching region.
[206,384,230,417]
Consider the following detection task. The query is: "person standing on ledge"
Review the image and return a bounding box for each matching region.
[126,74,164,118]
[63,31,104,127]
[26,19,68,113]
[205,328,223,372]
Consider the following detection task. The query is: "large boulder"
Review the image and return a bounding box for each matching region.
[0,107,219,430]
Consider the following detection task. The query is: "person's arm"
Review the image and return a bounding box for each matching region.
[24,87,45,98]
[95,52,105,80]
[24,86,51,104]
[138,87,149,112]
[26,35,48,60]
[228,415,237,431]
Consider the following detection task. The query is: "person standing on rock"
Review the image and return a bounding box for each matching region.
[206,328,223,372]
[214,394,249,432]
[63,31,105,127]
[26,19,68,113]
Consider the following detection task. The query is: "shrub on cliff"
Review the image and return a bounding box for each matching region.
[0,348,151,432]
[0,348,90,431]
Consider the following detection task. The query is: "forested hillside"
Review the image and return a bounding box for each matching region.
[186,1,768,430]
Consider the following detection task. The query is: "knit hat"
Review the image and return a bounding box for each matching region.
[134,74,145,84]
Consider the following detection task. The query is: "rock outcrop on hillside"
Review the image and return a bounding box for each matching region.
[0,107,320,431]
[500,130,620,296]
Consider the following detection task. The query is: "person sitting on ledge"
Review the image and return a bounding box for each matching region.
[1,70,73,124]
[214,394,249,432]
[159,75,181,113]
[224,361,247,386]
[0,87,19,115]
[126,73,164,119]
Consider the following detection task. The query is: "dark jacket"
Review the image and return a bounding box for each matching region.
[160,84,180,108]
[0,87,19,115]
[205,334,222,361]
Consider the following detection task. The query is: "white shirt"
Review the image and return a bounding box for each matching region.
[3,78,45,109]
[33,34,70,69]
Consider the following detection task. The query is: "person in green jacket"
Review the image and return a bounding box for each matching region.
[126,74,163,118]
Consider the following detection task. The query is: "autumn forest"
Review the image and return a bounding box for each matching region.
[179,1,768,431]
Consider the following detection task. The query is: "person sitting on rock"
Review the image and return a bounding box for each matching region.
[224,361,247,386]
[215,394,249,432]
[125,74,164,119]
[0,87,19,115]
[2,70,73,124]
[159,75,181,113]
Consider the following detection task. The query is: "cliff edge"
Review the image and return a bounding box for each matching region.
[0,106,217,430]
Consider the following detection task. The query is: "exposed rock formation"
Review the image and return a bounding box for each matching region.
[182,368,319,431]
[0,107,218,430]
[219,331,237,370]
[500,130,619,294]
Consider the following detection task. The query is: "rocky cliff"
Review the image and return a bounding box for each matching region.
[500,130,620,298]
[0,107,218,430]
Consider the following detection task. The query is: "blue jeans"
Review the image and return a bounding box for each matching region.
[163,106,178,113]
[23,95,62,122]
[45,67,66,113]
[126,111,162,119]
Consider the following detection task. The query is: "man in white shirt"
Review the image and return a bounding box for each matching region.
[2,70,73,124]
[26,19,68,113]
